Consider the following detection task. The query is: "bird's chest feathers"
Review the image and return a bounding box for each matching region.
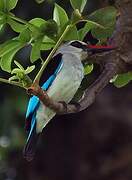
[35,53,84,132]
[47,53,84,102]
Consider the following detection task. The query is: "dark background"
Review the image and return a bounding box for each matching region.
[0,0,132,180]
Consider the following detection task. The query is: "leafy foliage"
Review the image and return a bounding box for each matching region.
[0,0,18,12]
[9,61,34,87]
[0,40,25,72]
[53,3,69,31]
[88,6,117,39]
[70,0,87,13]
[0,0,119,88]
[84,64,93,75]
[0,1,130,178]
[111,72,132,88]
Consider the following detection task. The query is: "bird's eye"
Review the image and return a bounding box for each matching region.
[70,41,84,48]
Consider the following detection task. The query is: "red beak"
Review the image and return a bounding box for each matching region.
[86,45,116,53]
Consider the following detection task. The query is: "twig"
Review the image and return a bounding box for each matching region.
[0,78,23,88]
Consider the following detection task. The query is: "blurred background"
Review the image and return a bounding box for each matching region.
[0,0,132,179]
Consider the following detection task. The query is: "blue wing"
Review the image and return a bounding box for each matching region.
[25,60,63,130]
[25,75,56,124]
[23,60,63,161]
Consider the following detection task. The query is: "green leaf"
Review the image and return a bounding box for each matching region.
[30,38,42,63]
[19,28,31,43]
[41,36,55,50]
[1,43,24,72]
[1,2,15,13]
[29,18,46,28]
[89,6,117,27]
[41,42,55,50]
[35,0,45,4]
[92,25,115,39]
[78,20,104,40]
[0,14,6,25]
[0,40,22,57]
[25,65,35,74]
[53,3,69,30]
[89,6,117,39]
[0,0,5,11]
[9,75,19,81]
[84,64,93,75]
[11,68,23,74]
[7,18,26,33]
[29,18,46,38]
[64,25,79,40]
[14,60,24,70]
[113,72,132,88]
[41,20,58,37]
[70,0,87,13]
[7,0,18,11]
[0,24,4,31]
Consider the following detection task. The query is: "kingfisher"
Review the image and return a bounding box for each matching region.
[23,40,114,161]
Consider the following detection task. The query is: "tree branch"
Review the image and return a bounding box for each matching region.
[28,62,118,114]
[28,0,132,115]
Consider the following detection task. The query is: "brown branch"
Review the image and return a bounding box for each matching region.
[28,62,118,114]
[78,62,118,111]
[28,82,81,114]
[28,0,132,115]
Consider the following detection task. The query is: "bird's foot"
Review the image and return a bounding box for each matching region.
[70,101,81,111]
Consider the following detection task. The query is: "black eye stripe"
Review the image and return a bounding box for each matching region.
[70,41,84,48]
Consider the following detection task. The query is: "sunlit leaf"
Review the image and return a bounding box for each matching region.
[0,40,22,57]
[113,72,132,88]
[53,3,69,30]
[84,64,93,75]
[25,65,35,74]
[64,25,79,40]
[29,18,46,38]
[0,24,4,31]
[9,75,19,81]
[1,43,24,72]
[14,60,24,70]
[0,14,6,26]
[41,36,55,50]
[11,68,23,74]
[29,18,46,28]
[7,18,26,33]
[19,28,31,43]
[70,0,87,13]
[7,0,18,11]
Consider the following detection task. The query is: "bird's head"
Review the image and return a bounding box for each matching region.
[58,40,115,61]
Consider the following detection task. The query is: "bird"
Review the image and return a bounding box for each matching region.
[23,40,115,161]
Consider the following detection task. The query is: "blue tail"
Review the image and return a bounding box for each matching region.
[23,59,63,161]
[23,114,40,161]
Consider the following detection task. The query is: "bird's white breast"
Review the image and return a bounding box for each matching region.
[36,53,84,133]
